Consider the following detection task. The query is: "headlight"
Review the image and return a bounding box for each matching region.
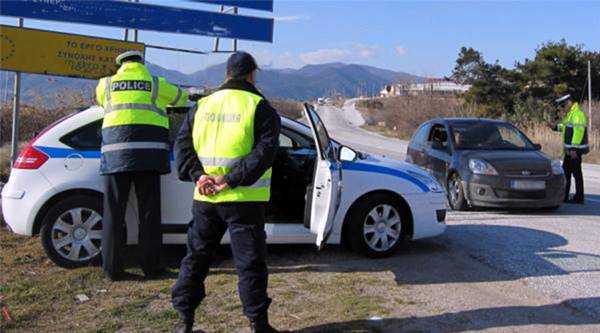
[406,170,444,193]
[468,159,498,175]
[551,160,564,175]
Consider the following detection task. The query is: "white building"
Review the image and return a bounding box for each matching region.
[380,78,471,97]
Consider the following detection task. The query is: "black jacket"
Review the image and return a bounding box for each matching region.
[175,79,281,188]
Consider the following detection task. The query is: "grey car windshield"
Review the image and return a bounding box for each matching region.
[450,122,534,150]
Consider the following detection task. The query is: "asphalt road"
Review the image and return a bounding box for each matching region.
[315,100,600,331]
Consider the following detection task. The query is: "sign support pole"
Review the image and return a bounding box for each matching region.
[10,18,23,164]
[588,60,593,132]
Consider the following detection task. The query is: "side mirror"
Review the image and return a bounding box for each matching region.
[431,140,445,151]
[339,145,358,162]
[533,143,542,150]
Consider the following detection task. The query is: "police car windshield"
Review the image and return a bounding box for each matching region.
[450,121,535,150]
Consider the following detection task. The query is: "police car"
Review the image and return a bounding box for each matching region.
[2,104,447,268]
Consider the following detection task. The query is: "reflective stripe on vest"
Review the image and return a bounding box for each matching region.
[192,89,271,202]
[102,75,168,128]
[101,141,170,153]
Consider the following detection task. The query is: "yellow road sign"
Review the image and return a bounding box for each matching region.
[0,25,145,79]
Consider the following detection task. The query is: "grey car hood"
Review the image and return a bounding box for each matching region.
[461,150,551,172]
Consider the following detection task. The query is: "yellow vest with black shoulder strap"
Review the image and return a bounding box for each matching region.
[192,89,272,202]
[96,62,188,174]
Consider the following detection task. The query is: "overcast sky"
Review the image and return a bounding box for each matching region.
[1,0,599,77]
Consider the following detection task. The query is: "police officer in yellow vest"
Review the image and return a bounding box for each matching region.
[96,51,189,280]
[171,52,281,333]
[553,94,589,204]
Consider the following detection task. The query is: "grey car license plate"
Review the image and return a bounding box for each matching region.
[510,180,545,190]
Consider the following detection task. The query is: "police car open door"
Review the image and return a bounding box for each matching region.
[303,103,341,249]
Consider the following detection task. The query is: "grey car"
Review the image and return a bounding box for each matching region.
[406,118,565,210]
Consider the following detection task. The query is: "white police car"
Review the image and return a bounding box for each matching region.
[2,104,446,268]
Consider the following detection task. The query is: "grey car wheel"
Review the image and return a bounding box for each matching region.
[51,208,102,262]
[41,195,103,268]
[448,173,468,210]
[347,193,408,258]
[363,204,402,252]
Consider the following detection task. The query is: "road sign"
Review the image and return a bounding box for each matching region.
[0,0,274,43]
[187,0,274,12]
[0,25,145,79]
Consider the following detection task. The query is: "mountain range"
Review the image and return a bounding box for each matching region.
[0,62,422,103]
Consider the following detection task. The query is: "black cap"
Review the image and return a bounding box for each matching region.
[226,51,258,79]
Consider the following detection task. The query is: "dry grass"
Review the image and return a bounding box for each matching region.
[0,228,409,332]
[270,99,304,120]
[356,95,468,140]
[524,123,600,164]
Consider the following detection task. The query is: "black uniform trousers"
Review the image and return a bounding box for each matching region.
[563,152,584,201]
[102,171,162,278]
[172,200,271,324]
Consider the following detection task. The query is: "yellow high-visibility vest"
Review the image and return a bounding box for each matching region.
[97,62,187,130]
[192,89,271,202]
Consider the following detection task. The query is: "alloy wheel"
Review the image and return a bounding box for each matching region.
[362,204,401,252]
[51,208,102,262]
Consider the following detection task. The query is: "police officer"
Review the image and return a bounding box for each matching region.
[171,52,281,333]
[554,94,589,204]
[96,51,189,280]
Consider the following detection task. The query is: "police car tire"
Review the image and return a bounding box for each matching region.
[40,195,103,269]
[347,194,407,258]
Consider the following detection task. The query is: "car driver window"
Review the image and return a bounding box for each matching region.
[429,125,448,149]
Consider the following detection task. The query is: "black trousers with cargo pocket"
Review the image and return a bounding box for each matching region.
[102,171,162,278]
[171,200,271,325]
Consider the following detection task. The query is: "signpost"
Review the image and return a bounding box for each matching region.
[187,0,274,12]
[0,25,145,79]
[0,0,275,164]
[0,0,274,43]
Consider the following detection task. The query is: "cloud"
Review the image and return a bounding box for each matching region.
[395,45,407,56]
[298,44,379,65]
[273,15,310,22]
[299,48,350,64]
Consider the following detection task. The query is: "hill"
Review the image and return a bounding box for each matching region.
[0,62,421,103]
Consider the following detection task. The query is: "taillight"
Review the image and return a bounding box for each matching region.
[13,145,49,169]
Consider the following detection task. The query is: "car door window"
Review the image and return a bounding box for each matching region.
[60,120,102,150]
[428,124,449,150]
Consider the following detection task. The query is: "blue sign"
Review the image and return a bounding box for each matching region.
[0,0,273,42]
[188,0,273,12]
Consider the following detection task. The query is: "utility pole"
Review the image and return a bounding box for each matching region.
[588,60,593,132]
[10,18,23,164]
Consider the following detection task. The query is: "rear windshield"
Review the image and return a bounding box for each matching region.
[450,122,535,150]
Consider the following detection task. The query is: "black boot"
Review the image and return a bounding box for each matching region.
[250,314,280,333]
[172,320,193,333]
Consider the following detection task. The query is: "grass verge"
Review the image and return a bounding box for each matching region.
[0,228,407,332]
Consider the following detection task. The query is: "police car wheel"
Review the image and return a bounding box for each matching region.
[40,195,103,269]
[347,194,408,258]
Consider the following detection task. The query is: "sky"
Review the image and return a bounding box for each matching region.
[1,0,599,77]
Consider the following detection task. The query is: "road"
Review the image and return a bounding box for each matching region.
[314,100,600,331]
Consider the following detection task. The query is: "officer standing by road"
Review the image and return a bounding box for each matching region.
[96,51,189,280]
[171,52,281,333]
[553,94,589,204]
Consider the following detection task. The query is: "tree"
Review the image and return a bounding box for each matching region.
[451,47,485,85]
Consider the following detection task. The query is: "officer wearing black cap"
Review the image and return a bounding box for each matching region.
[171,52,281,333]
[96,50,189,280]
